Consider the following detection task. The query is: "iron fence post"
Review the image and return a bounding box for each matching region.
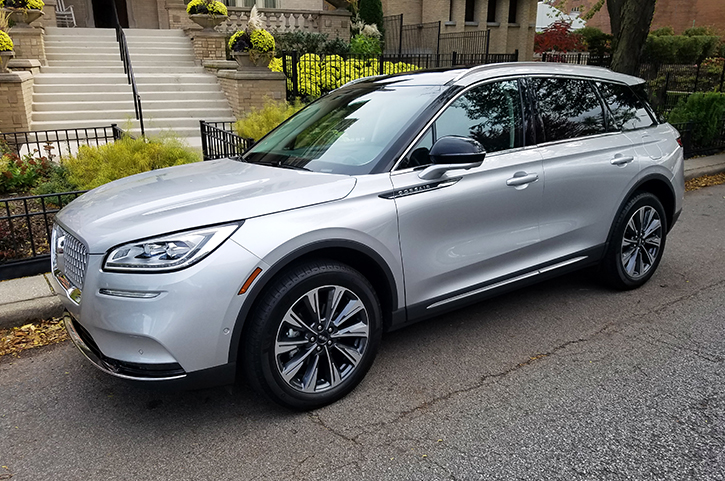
[693,63,701,93]
[200,121,209,161]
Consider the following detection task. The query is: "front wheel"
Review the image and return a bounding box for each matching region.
[602,192,667,290]
[243,260,382,410]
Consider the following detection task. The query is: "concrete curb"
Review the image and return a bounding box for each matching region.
[1,153,725,331]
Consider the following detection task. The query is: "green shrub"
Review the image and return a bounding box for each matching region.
[350,34,381,55]
[62,135,200,191]
[0,151,55,195]
[643,32,721,64]
[650,27,675,37]
[578,26,612,58]
[234,99,305,141]
[668,92,725,145]
[274,31,351,56]
[31,164,78,196]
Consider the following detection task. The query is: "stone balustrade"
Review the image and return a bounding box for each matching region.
[221,8,351,40]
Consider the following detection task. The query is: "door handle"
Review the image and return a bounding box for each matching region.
[610,154,634,166]
[506,172,539,187]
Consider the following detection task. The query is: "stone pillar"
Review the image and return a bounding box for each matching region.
[216,69,286,119]
[0,71,34,132]
[190,31,227,62]
[40,0,58,28]
[318,10,352,41]
[7,58,42,74]
[8,28,46,66]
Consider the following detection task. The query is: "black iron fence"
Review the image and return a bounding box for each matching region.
[0,125,124,161]
[439,30,490,56]
[281,50,518,99]
[640,62,725,115]
[0,191,87,281]
[200,121,254,161]
[672,117,725,159]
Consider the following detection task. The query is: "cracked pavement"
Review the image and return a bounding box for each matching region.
[1,184,724,480]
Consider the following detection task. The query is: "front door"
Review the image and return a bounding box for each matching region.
[392,79,545,313]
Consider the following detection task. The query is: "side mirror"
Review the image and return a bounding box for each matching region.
[419,136,485,180]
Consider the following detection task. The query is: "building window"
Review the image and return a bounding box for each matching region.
[240,0,278,7]
[508,0,518,23]
[465,0,476,22]
[487,0,497,23]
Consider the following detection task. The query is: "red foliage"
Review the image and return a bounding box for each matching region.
[535,20,586,53]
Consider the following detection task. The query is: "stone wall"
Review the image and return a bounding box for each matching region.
[8,28,46,66]
[0,72,34,133]
[190,32,227,61]
[217,69,286,119]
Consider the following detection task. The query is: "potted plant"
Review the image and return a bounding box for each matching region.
[0,30,13,73]
[0,0,45,28]
[186,0,228,33]
[229,6,275,70]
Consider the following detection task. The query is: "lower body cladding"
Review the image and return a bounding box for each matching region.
[51,238,265,388]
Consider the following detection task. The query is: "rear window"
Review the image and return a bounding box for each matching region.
[531,77,606,142]
[596,81,656,131]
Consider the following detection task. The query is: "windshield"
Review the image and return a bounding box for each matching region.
[243,84,442,175]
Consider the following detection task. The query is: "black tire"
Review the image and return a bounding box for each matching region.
[242,260,382,410]
[602,192,667,290]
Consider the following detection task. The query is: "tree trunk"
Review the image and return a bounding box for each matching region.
[607,0,656,75]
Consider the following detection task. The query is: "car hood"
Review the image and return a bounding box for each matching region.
[57,159,357,253]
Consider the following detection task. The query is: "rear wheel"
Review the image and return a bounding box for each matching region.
[602,192,667,290]
[243,260,382,410]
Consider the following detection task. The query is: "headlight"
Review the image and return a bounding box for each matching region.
[104,223,241,272]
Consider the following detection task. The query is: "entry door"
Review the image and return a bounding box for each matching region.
[391,79,545,309]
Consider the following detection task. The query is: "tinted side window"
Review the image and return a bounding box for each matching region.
[596,81,655,131]
[532,77,606,142]
[436,80,524,153]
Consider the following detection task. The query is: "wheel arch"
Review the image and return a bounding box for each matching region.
[227,240,401,365]
[604,173,675,254]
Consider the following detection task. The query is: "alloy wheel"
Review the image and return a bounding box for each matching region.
[620,205,662,280]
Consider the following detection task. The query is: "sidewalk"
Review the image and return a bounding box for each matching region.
[1,152,725,330]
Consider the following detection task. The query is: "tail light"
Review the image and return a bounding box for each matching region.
[676,137,683,147]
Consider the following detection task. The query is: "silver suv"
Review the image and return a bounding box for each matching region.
[51,63,684,409]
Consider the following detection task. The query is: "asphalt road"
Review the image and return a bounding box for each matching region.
[1,184,724,481]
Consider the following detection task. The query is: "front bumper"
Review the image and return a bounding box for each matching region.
[51,237,265,383]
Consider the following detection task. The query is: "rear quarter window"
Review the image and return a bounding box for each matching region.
[596,81,656,131]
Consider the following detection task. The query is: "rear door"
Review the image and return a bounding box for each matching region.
[530,76,641,263]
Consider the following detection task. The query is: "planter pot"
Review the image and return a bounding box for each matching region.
[189,14,227,32]
[232,51,273,70]
[3,8,44,28]
[0,50,14,73]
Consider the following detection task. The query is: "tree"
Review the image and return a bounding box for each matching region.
[534,20,585,53]
[607,0,656,75]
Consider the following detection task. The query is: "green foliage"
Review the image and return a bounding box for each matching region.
[578,26,612,57]
[0,0,45,8]
[234,99,305,141]
[358,0,383,38]
[683,26,715,37]
[186,0,227,16]
[31,164,78,196]
[350,33,381,55]
[62,135,200,191]
[668,92,725,145]
[273,53,420,99]
[250,29,275,53]
[274,31,350,56]
[650,27,675,37]
[0,151,55,195]
[643,32,721,64]
[0,30,12,51]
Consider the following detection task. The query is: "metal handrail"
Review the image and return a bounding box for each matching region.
[110,4,145,137]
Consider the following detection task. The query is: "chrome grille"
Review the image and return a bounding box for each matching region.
[56,225,89,289]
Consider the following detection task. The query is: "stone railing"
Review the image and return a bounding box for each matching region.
[222,8,350,40]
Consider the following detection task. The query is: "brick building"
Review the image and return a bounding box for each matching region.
[553,0,725,35]
[382,0,538,59]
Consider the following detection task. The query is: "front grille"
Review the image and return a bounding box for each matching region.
[57,225,89,289]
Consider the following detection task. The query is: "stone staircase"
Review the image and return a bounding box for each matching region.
[32,27,235,148]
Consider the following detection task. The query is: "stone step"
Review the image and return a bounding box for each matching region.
[33,73,129,85]
[45,27,116,36]
[33,83,133,93]
[124,29,186,37]
[132,65,205,73]
[134,74,218,84]
[34,108,233,122]
[33,90,226,102]
[46,59,124,67]
[40,65,127,74]
[33,99,231,112]
[135,82,224,92]
[46,53,122,62]
[45,47,121,55]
